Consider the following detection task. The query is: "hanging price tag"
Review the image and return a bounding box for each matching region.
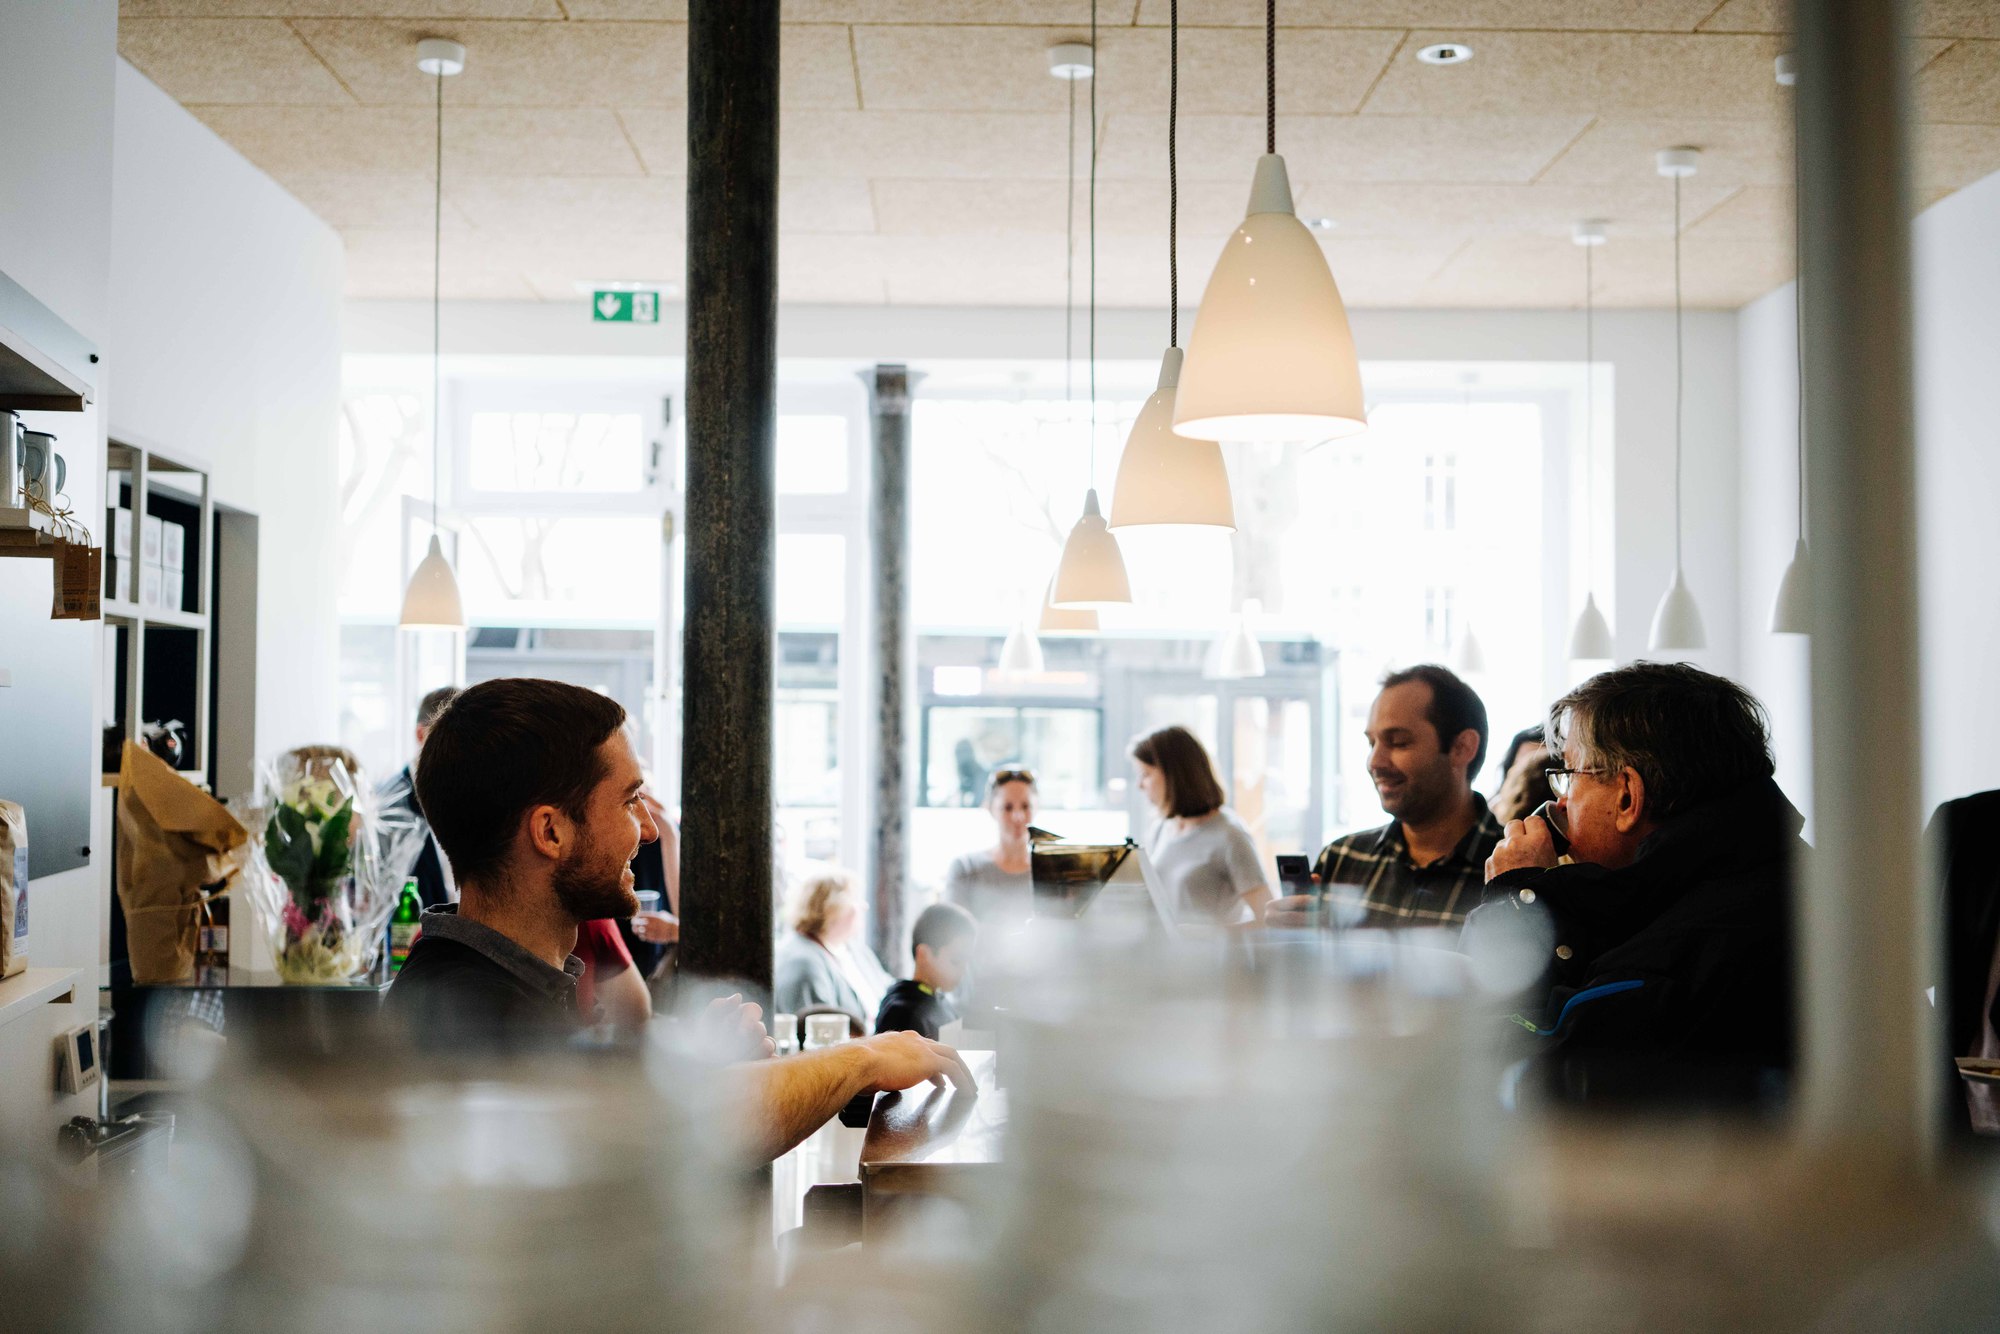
[50,540,101,620]
[50,538,69,618]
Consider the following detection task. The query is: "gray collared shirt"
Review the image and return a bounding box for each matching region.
[416,905,586,1001]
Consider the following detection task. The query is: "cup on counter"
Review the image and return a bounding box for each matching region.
[771,1012,798,1056]
[803,1014,848,1050]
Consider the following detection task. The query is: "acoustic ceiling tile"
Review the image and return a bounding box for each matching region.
[785,1,1137,20]
[851,23,1400,116]
[120,2,561,15]
[340,227,541,299]
[1133,1,1722,30]
[1920,40,2000,124]
[449,174,684,234]
[291,19,688,107]
[1533,117,1790,189]
[1702,0,2000,39]
[1424,232,1791,308]
[1680,185,1790,243]
[1917,122,2000,190]
[118,18,355,104]
[191,105,646,175]
[1096,112,1592,184]
[1291,180,1737,239]
[869,177,1248,237]
[781,110,1076,179]
[279,170,474,228]
[1361,30,1788,119]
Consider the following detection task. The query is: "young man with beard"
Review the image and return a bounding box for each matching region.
[383,678,973,1161]
[1266,665,1503,929]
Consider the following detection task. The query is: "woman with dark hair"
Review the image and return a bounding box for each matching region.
[1131,726,1273,926]
[943,765,1038,929]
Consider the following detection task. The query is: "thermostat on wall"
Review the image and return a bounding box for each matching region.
[58,1021,100,1096]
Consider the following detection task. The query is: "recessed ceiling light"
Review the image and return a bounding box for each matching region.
[1306,217,1338,232]
[1416,42,1473,66]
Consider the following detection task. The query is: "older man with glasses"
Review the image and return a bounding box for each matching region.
[1470,662,1805,1106]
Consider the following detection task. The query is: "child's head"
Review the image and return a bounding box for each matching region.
[910,902,980,993]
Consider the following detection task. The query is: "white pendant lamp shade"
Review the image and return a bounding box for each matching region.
[1770,538,1811,635]
[1172,156,1366,443]
[399,534,465,630]
[1648,568,1707,652]
[1051,489,1132,609]
[1207,600,1267,679]
[997,618,1046,675]
[1108,348,1235,530]
[1452,623,1486,676]
[1568,592,1616,661]
[1039,577,1099,632]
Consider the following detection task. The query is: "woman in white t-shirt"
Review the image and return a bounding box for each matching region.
[1131,725,1274,926]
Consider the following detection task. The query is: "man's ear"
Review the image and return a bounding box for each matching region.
[524,803,569,861]
[1613,767,1648,833]
[1448,727,1482,777]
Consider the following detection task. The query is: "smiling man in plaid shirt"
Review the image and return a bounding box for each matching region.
[1268,665,1503,929]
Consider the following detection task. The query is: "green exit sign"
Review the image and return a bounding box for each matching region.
[592,290,659,323]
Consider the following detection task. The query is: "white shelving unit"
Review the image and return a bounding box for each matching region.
[103,440,213,784]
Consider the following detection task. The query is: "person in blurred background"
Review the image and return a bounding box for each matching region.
[386,677,973,1160]
[944,765,1037,929]
[1265,665,1500,930]
[875,902,979,1040]
[1474,662,1800,1103]
[621,786,680,1002]
[774,866,894,1030]
[1490,724,1554,825]
[1132,726,1273,925]
[374,683,461,910]
[575,917,650,1035]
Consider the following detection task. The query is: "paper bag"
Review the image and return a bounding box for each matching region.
[116,742,247,983]
[0,801,27,979]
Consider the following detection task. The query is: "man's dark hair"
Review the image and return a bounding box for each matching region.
[416,684,462,730]
[1549,662,1773,821]
[1379,664,1489,778]
[414,678,628,886]
[911,902,979,956]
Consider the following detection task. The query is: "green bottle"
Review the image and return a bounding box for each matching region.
[388,879,422,975]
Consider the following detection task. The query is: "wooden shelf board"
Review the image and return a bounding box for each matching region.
[141,605,207,632]
[0,967,81,1030]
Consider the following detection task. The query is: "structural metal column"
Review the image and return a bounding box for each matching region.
[1795,0,1935,1160]
[679,0,778,1003]
[866,364,913,970]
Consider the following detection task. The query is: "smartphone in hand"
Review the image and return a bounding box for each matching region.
[1274,854,1315,896]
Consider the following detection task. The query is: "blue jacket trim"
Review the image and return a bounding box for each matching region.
[1530,979,1646,1037]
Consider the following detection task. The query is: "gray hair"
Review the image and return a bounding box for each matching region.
[1549,662,1773,820]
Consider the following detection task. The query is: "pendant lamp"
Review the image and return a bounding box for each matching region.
[1172,0,1364,443]
[1108,0,1234,531]
[996,614,1046,676]
[1770,56,1811,635]
[1051,5,1132,610]
[400,37,467,631]
[1647,147,1707,653]
[1207,599,1267,680]
[1039,576,1099,633]
[1568,220,1617,662]
[1452,621,1486,676]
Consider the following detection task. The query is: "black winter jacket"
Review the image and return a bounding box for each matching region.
[1467,775,1803,1107]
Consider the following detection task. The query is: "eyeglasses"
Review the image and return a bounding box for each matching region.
[1544,765,1609,799]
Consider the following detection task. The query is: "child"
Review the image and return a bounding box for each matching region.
[874,903,979,1040]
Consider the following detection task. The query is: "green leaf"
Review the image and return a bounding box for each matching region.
[310,800,354,894]
[265,805,316,904]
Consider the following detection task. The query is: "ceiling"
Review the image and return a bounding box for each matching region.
[116,2,2000,310]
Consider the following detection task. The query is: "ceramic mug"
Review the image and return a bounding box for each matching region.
[18,431,63,504]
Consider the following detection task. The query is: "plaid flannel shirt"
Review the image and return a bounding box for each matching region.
[1312,795,1505,928]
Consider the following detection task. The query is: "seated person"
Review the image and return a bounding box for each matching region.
[875,903,979,1040]
[1267,666,1502,929]
[1471,662,1801,1104]
[774,867,894,1029]
[1489,724,1553,825]
[383,677,972,1161]
[373,684,462,910]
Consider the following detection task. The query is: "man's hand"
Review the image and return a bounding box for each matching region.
[856,1030,977,1095]
[1263,893,1319,928]
[632,910,679,945]
[1486,817,1558,883]
[694,993,776,1061]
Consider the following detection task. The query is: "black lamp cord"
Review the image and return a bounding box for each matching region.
[1169,0,1178,348]
[432,64,443,532]
[1673,170,1684,572]
[1089,0,1098,484]
[1584,237,1595,576]
[1265,0,1276,155]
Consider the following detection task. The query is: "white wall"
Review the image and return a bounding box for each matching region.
[109,60,346,768]
[1739,169,2000,819]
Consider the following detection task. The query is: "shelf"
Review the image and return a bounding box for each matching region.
[0,967,81,1030]
[0,270,95,412]
[103,597,205,630]
[0,504,60,559]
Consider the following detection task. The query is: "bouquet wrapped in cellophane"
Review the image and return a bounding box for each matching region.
[241,746,425,985]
